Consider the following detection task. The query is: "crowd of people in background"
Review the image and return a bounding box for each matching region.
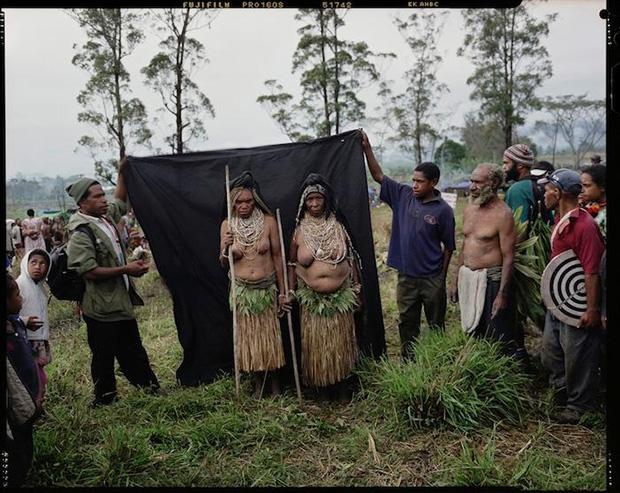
[6,209,147,272]
[5,135,607,486]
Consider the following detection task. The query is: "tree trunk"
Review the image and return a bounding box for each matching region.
[551,122,558,165]
[175,10,190,154]
[319,11,331,136]
[333,13,340,135]
[114,11,126,160]
[505,123,512,149]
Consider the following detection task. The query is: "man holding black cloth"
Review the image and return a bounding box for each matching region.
[66,158,159,407]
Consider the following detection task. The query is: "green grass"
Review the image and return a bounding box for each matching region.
[357,329,532,435]
[16,202,606,488]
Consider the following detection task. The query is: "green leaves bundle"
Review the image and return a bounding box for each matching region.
[297,282,357,318]
[513,206,551,329]
[231,283,276,316]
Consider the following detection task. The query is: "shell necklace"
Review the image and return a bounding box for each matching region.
[230,207,264,260]
[300,213,347,267]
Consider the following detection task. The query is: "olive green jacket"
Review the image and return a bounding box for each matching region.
[66,198,144,322]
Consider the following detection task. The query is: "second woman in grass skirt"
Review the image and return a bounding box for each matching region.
[288,173,362,400]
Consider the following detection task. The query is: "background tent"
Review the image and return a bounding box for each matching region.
[124,130,385,387]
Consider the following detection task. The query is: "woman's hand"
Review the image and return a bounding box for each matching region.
[277,294,292,318]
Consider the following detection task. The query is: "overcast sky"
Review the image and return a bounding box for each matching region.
[4,1,606,180]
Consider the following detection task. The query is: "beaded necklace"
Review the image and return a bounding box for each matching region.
[230,207,265,260]
[300,213,347,266]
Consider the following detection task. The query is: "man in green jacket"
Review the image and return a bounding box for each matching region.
[502,144,552,227]
[66,158,159,406]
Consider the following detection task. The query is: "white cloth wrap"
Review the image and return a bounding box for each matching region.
[458,265,488,334]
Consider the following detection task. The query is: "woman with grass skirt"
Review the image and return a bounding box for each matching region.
[219,172,291,398]
[288,174,362,401]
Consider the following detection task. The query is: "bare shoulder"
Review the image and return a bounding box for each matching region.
[264,215,279,233]
[495,199,514,218]
[493,200,515,229]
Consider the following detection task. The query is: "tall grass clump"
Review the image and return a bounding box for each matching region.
[357,329,532,435]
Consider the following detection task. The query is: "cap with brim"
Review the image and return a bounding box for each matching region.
[65,178,99,204]
[537,169,582,195]
[531,168,547,176]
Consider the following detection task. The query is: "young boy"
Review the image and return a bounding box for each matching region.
[6,273,43,487]
[16,249,52,395]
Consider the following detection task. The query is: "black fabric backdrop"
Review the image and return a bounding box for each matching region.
[124,130,386,387]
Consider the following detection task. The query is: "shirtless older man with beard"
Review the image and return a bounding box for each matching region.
[450,164,521,357]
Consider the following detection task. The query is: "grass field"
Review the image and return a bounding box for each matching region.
[15,199,606,488]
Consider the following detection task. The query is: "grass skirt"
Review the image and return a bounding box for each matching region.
[298,280,358,387]
[231,275,285,373]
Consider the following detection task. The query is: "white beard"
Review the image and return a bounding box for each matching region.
[469,185,495,206]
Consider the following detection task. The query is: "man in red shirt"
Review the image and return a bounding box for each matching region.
[538,169,605,424]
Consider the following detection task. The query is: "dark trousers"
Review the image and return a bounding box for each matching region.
[6,424,34,487]
[472,277,520,357]
[83,315,159,404]
[541,311,602,413]
[396,272,446,359]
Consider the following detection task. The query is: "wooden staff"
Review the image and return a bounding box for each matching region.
[226,165,241,401]
[276,208,303,406]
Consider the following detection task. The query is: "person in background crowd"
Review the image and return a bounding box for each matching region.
[530,160,555,180]
[52,215,68,244]
[118,215,131,248]
[129,231,142,251]
[450,164,524,361]
[66,158,160,407]
[127,210,137,229]
[579,164,606,240]
[6,273,44,487]
[361,129,455,361]
[17,248,52,402]
[6,219,15,264]
[11,219,25,264]
[22,209,46,254]
[538,169,605,425]
[51,230,64,249]
[41,217,52,252]
[128,232,150,263]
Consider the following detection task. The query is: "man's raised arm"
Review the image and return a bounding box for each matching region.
[114,157,129,202]
[359,129,384,184]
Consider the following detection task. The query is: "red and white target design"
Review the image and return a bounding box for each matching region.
[541,249,587,326]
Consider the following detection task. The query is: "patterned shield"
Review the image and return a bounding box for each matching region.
[541,249,587,326]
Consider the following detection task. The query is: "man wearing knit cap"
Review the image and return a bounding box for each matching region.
[65,158,159,407]
[502,143,540,223]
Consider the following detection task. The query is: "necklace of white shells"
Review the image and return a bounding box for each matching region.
[300,213,347,268]
[230,207,264,261]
